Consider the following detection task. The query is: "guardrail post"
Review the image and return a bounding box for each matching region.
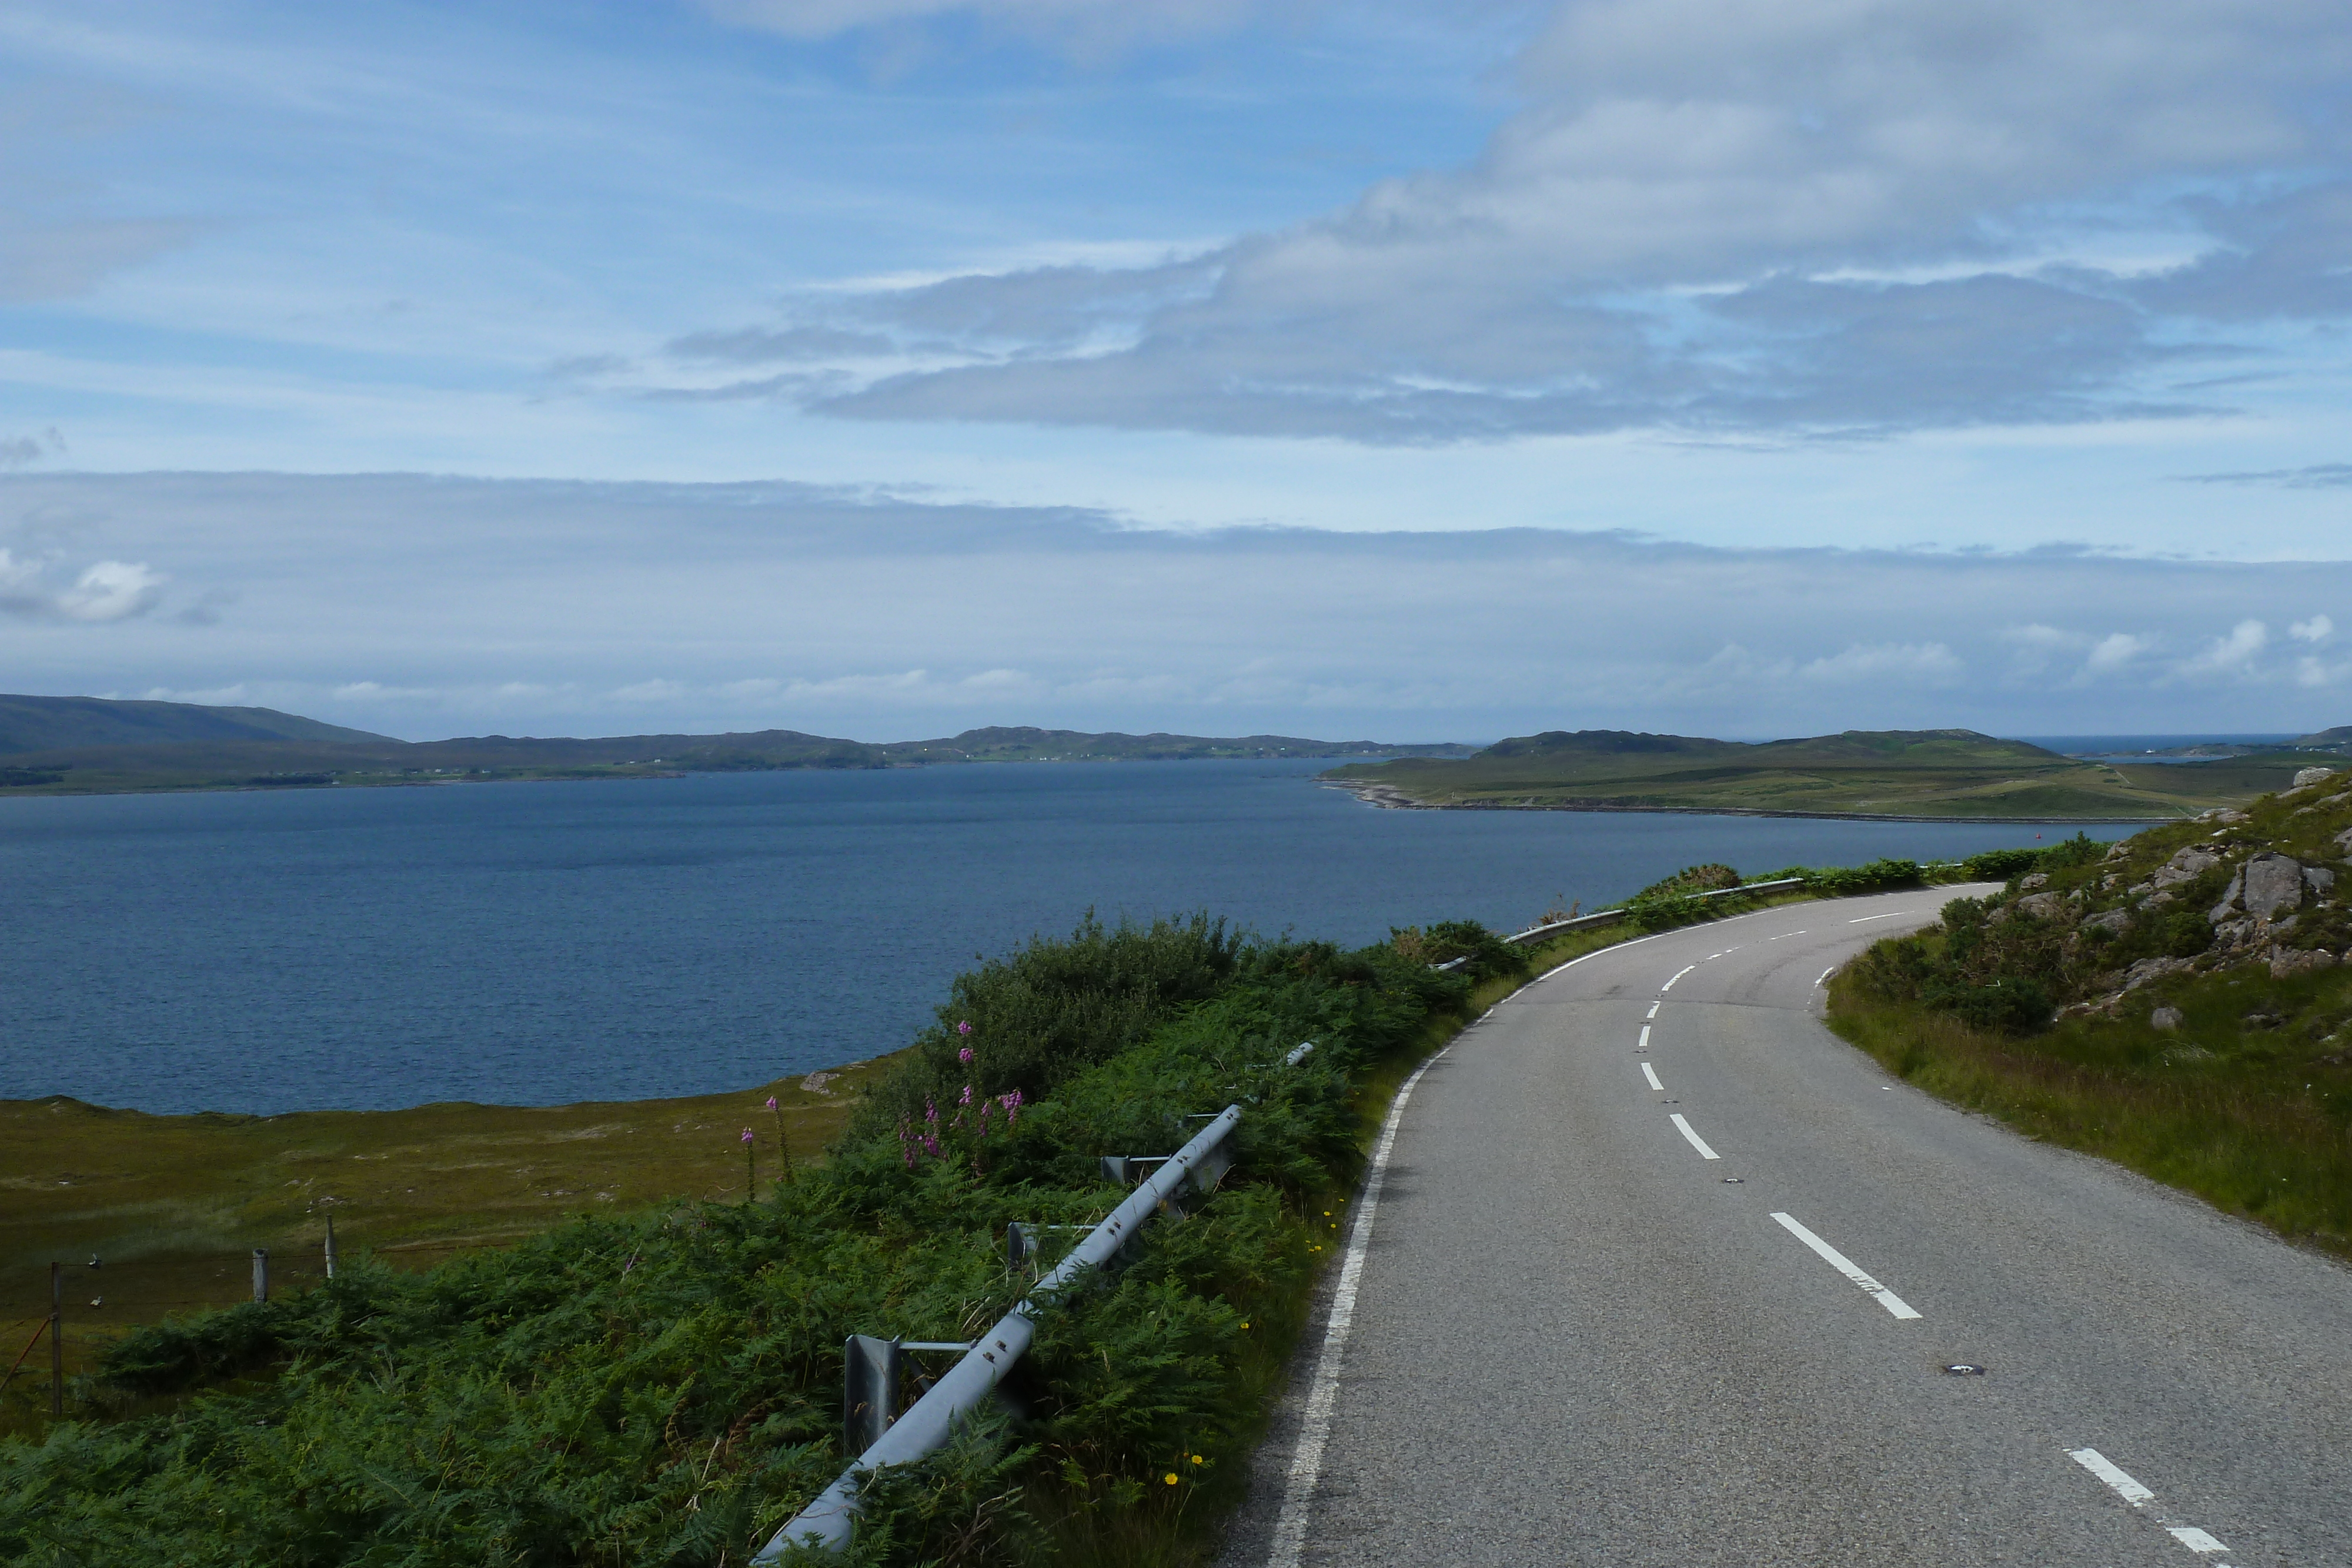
[251,1248,269,1303]
[843,1335,900,1456]
[323,1212,338,1280]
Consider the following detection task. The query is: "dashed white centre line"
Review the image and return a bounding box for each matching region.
[1638,1025,1651,1049]
[2068,1447,2154,1506]
[1645,1001,1660,1019]
[1847,911,1916,924]
[1661,965,1695,992]
[1668,1114,1720,1159]
[1770,1211,1922,1319]
[1641,1062,1663,1091]
[2064,1449,2237,1564]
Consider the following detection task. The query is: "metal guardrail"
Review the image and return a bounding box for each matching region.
[1429,877,1812,970]
[756,1103,1245,1560]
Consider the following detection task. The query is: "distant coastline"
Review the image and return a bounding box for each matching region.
[1321,777,2174,824]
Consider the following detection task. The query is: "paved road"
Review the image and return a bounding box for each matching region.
[1218,889,2351,1568]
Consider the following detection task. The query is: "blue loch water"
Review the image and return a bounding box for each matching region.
[0,761,2131,1115]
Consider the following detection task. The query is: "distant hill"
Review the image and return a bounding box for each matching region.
[1325,727,2321,821]
[0,699,1471,796]
[0,694,391,754]
[2294,725,2352,751]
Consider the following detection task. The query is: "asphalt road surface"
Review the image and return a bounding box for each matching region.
[1217,888,2350,1568]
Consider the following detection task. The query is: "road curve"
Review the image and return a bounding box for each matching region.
[1217,888,2351,1568]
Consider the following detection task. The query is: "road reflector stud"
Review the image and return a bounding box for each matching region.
[1942,1363,1986,1376]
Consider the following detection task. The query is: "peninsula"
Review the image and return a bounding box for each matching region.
[0,694,1471,796]
[1324,727,2344,821]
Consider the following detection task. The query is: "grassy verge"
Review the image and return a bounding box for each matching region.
[1828,972,2352,1262]
[0,1061,894,1438]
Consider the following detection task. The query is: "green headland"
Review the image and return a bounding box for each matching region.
[1325,726,2350,821]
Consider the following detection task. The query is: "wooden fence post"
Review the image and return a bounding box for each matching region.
[48,1261,62,1418]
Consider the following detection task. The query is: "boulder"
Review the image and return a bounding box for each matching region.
[2083,908,2132,935]
[2013,890,2067,920]
[2122,955,2189,991]
[2018,871,2051,891]
[2337,825,2352,855]
[2151,847,2221,888]
[2241,852,2306,920]
[2270,947,2341,980]
[2307,865,2337,898]
[2209,865,2244,922]
[2150,1005,2183,1031]
[2292,765,2338,788]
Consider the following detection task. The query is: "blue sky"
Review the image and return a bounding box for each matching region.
[4,1,2352,741]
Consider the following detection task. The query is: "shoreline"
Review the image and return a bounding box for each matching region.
[1318,778,2173,825]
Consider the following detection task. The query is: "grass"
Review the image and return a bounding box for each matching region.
[1827,978,2352,1261]
[0,1057,898,1437]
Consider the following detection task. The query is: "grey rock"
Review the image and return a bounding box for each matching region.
[2241,852,2306,920]
[2151,847,2221,888]
[2337,825,2352,855]
[2308,866,2338,896]
[2214,916,2259,949]
[2123,956,2189,991]
[2291,765,2338,788]
[2013,890,2067,921]
[2209,865,2245,922]
[2083,908,2133,935]
[2150,1005,2184,1032]
[2144,890,2177,908]
[2270,947,2341,980]
[2019,871,2051,891]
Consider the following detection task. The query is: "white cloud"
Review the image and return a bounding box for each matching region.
[2290,614,2334,644]
[611,678,689,703]
[1798,641,1963,684]
[2084,632,2150,674]
[2181,618,2268,676]
[649,0,2352,443]
[0,550,165,622]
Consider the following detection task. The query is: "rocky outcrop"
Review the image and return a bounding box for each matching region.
[2150,846,2221,888]
[2291,765,2339,788]
[2082,908,2132,935]
[2211,852,2307,922]
[2014,890,2067,920]
[2270,947,2341,980]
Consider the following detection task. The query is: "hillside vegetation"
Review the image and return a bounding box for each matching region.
[1328,726,2327,820]
[0,915,1502,1567]
[1831,768,2352,1257]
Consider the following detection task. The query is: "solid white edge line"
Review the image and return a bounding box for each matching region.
[1265,1047,1448,1568]
[1815,968,1835,987]
[1641,1061,1663,1091]
[1770,1211,1922,1319]
[2066,1447,2154,1507]
[1668,1112,1720,1159]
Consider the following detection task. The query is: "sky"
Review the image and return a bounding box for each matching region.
[3,0,2351,743]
